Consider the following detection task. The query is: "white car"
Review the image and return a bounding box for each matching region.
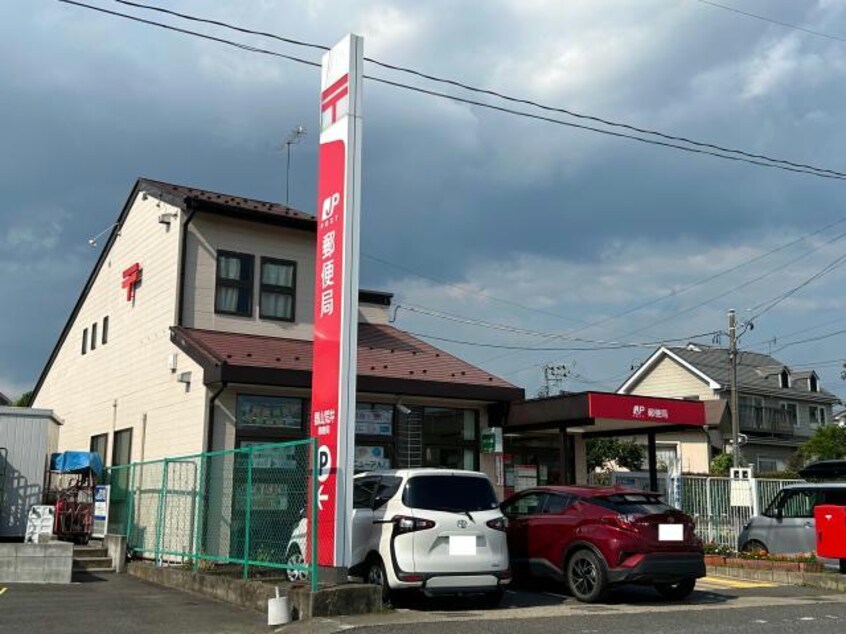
[284,469,511,603]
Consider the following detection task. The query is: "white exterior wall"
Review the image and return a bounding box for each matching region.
[626,356,715,400]
[182,214,316,339]
[34,194,208,463]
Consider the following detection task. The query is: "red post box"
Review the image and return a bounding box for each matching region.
[815,505,846,573]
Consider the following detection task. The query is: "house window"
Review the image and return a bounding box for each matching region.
[215,251,254,316]
[112,428,133,466]
[82,328,88,355]
[90,433,108,466]
[809,406,826,425]
[780,402,798,426]
[102,316,109,345]
[420,407,478,471]
[780,369,790,389]
[91,322,97,351]
[810,375,819,392]
[757,456,778,473]
[259,258,296,321]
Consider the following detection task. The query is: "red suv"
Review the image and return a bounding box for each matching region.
[501,486,704,603]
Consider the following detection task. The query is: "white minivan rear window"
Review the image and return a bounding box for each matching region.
[403,475,498,512]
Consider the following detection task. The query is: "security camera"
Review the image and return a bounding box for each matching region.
[397,404,412,415]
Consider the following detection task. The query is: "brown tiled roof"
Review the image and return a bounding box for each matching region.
[172,324,522,401]
[140,178,316,225]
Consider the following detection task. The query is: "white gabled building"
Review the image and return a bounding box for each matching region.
[32,178,522,473]
[618,344,841,473]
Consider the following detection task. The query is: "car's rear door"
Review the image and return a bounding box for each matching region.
[502,492,549,569]
[532,493,578,574]
[405,473,507,575]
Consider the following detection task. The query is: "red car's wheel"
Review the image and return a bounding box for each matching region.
[566,549,608,603]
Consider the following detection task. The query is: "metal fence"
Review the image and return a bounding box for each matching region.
[104,439,317,590]
[589,471,802,549]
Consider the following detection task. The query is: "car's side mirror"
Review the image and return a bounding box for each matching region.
[775,508,783,520]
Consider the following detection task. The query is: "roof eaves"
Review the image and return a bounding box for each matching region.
[618,346,721,393]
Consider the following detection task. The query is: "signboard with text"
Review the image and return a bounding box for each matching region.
[310,34,364,568]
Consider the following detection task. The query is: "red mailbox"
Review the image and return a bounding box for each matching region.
[815,505,846,559]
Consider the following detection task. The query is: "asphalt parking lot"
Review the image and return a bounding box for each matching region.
[0,573,268,634]
[1,573,843,634]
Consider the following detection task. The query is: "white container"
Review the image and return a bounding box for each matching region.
[267,587,290,626]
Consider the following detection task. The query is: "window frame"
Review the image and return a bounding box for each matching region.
[112,427,133,466]
[259,257,297,322]
[89,433,108,466]
[780,402,799,427]
[502,492,549,518]
[214,250,255,317]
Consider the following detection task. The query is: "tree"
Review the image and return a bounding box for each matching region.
[13,391,33,407]
[586,438,645,471]
[800,424,846,462]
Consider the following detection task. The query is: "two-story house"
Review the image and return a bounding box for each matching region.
[618,344,841,473]
[32,178,523,476]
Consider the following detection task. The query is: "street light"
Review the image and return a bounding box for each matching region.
[281,125,306,206]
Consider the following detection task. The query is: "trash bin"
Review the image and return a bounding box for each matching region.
[814,505,846,574]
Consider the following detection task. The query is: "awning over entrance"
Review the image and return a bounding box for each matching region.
[505,392,707,491]
[507,391,705,436]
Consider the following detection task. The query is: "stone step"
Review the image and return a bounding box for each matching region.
[73,556,114,570]
[73,547,108,558]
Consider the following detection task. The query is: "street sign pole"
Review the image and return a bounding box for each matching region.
[310,34,364,578]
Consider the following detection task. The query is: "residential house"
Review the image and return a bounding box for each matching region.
[618,344,841,473]
[32,178,523,474]
[0,393,10,407]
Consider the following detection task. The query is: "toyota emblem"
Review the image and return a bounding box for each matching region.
[457,519,468,529]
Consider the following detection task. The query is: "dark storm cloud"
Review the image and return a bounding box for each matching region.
[2,1,846,399]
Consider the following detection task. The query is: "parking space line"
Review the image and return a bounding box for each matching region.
[699,576,777,589]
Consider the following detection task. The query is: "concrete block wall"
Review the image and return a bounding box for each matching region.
[0,542,73,583]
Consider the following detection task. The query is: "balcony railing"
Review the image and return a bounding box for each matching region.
[738,405,795,437]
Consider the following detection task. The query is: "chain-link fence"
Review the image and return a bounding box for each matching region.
[589,471,802,549]
[104,439,317,590]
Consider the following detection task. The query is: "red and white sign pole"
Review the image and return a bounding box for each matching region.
[310,34,363,570]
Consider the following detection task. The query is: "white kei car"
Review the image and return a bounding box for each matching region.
[284,469,511,603]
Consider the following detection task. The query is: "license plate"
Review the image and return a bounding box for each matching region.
[659,524,684,541]
[449,535,476,556]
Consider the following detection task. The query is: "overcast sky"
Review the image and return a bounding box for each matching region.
[3,1,846,403]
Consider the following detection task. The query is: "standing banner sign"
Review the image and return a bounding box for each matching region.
[93,484,111,539]
[310,34,364,568]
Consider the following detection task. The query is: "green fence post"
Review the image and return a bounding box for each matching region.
[156,459,169,566]
[310,438,318,593]
[193,455,205,572]
[127,464,136,550]
[243,448,253,580]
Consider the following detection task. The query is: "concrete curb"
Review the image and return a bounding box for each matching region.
[707,565,846,592]
[127,562,382,620]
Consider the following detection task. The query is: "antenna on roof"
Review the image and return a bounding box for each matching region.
[280,125,307,206]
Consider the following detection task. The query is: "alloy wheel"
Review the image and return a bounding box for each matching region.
[571,556,597,596]
[285,548,308,582]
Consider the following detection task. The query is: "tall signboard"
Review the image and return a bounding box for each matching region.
[310,34,364,569]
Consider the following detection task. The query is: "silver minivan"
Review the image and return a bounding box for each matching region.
[738,483,846,555]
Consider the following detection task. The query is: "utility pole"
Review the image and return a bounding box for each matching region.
[729,309,741,468]
[543,364,569,397]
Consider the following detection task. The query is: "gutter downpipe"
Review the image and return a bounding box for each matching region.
[177,198,198,327]
[206,382,227,454]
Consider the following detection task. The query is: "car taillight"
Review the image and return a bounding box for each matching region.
[600,514,636,531]
[486,517,508,532]
[393,515,435,536]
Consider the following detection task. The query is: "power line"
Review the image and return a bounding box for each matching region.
[397,303,721,349]
[111,0,846,180]
[748,249,846,321]
[772,328,846,354]
[364,253,590,327]
[695,0,846,44]
[58,0,846,181]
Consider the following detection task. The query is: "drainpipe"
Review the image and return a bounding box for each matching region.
[206,383,227,453]
[177,199,198,327]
